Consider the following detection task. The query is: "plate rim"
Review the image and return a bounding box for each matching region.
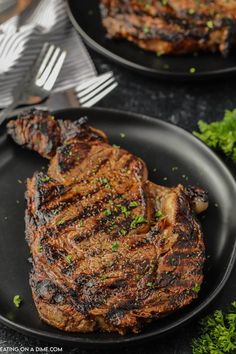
[66,0,236,81]
[0,106,236,346]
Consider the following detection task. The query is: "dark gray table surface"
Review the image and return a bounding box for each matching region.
[0,51,236,354]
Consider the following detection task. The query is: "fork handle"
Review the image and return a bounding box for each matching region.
[0,100,19,125]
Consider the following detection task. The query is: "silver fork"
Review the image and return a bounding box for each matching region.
[45,72,118,110]
[8,72,118,115]
[76,71,118,108]
[0,42,67,125]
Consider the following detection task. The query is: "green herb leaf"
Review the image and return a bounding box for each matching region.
[119,228,127,236]
[206,20,214,29]
[190,67,196,74]
[155,210,164,220]
[78,220,84,227]
[103,209,111,216]
[65,255,73,264]
[129,201,140,208]
[192,301,236,353]
[112,242,119,252]
[120,205,130,217]
[192,283,201,293]
[130,215,147,229]
[41,175,50,183]
[38,245,43,253]
[193,110,236,163]
[147,282,154,287]
[13,295,22,308]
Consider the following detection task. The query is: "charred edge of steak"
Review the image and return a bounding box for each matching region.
[100,0,236,23]
[185,186,209,214]
[7,109,108,159]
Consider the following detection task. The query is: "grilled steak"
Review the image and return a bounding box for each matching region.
[7,110,208,334]
[100,0,236,55]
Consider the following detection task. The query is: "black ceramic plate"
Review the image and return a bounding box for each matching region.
[0,108,236,347]
[66,0,236,80]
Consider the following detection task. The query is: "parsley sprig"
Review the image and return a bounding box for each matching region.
[192,301,236,353]
[193,109,236,163]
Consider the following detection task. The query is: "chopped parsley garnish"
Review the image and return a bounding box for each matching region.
[99,177,109,185]
[130,215,146,229]
[119,228,127,236]
[129,201,140,208]
[112,242,119,252]
[57,219,65,226]
[206,20,214,29]
[190,67,196,74]
[155,210,164,220]
[103,209,111,216]
[182,174,188,180]
[65,255,73,264]
[41,175,50,183]
[38,245,43,253]
[147,282,154,287]
[113,144,120,149]
[192,301,236,353]
[161,0,168,5]
[192,283,201,293]
[188,8,195,15]
[17,179,22,184]
[120,205,130,217]
[13,295,22,308]
[79,220,84,227]
[193,109,236,163]
[143,25,150,33]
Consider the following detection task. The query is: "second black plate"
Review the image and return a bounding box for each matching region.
[0,108,236,347]
[66,0,236,80]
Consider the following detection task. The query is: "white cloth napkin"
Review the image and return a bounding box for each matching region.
[0,0,97,108]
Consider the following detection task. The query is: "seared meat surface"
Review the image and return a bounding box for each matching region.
[7,110,208,334]
[100,0,236,55]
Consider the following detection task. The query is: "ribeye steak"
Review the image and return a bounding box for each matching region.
[100,0,236,55]
[7,110,208,334]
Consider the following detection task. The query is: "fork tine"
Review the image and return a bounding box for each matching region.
[36,47,62,88]
[35,43,55,79]
[77,74,115,99]
[75,72,114,93]
[79,77,116,103]
[80,82,118,108]
[43,50,66,91]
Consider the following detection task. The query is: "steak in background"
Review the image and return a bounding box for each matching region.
[100,0,236,55]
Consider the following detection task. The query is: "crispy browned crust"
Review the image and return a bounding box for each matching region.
[100,0,236,55]
[7,110,207,334]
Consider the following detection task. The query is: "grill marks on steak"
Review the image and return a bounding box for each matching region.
[100,0,236,55]
[7,110,207,334]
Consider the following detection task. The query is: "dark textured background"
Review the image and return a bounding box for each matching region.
[0,50,236,354]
